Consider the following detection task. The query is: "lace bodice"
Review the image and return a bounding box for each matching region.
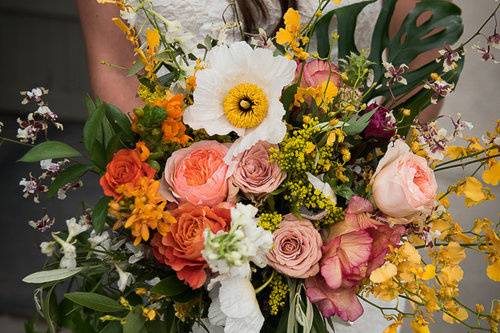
[131,0,381,57]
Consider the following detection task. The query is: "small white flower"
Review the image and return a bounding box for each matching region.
[145,277,161,286]
[40,241,56,257]
[88,231,111,259]
[0,121,3,134]
[126,243,145,264]
[66,217,90,241]
[115,264,134,292]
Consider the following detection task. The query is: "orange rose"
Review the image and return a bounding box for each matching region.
[151,203,231,289]
[99,149,156,199]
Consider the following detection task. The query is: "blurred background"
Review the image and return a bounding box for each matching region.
[0,0,498,332]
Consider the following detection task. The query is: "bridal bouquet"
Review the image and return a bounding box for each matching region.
[5,0,500,332]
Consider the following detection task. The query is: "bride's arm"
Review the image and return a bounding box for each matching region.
[76,0,142,114]
[390,0,444,121]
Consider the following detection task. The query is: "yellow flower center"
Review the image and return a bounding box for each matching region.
[223,83,269,128]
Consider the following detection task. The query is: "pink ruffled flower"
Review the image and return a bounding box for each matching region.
[305,275,363,322]
[306,196,404,321]
[161,140,230,207]
[363,103,396,138]
[230,141,286,200]
[296,59,341,88]
[266,215,322,278]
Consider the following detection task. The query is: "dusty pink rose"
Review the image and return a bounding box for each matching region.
[305,275,363,322]
[162,140,230,206]
[306,196,404,320]
[297,59,342,88]
[267,215,322,278]
[372,139,437,219]
[231,141,286,199]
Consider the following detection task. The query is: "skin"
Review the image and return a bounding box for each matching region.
[76,0,442,117]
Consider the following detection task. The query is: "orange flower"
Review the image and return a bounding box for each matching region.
[154,93,190,144]
[186,75,196,92]
[110,177,176,245]
[99,149,156,199]
[135,141,150,161]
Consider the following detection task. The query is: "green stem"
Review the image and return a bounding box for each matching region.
[0,137,34,147]
[434,153,500,172]
[433,147,494,168]
[255,271,275,294]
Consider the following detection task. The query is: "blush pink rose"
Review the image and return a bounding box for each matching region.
[231,141,286,199]
[296,59,342,88]
[372,139,437,219]
[162,140,230,207]
[267,215,322,278]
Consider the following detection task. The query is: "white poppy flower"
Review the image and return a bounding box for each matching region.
[183,41,296,162]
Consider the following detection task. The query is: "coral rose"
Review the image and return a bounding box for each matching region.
[162,140,230,206]
[267,215,322,278]
[297,59,342,88]
[151,203,231,289]
[231,141,286,200]
[99,148,156,199]
[372,139,437,219]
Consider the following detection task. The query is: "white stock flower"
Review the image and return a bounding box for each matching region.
[203,203,272,333]
[183,41,296,162]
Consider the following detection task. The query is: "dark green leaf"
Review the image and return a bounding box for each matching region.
[104,104,135,146]
[145,320,169,333]
[99,321,122,333]
[84,95,97,115]
[123,307,146,333]
[151,275,189,297]
[19,141,81,163]
[157,71,179,87]
[311,304,328,333]
[64,292,124,313]
[90,140,107,171]
[47,164,92,198]
[343,110,375,135]
[92,196,112,234]
[314,1,376,58]
[84,104,106,152]
[281,84,298,113]
[106,135,126,161]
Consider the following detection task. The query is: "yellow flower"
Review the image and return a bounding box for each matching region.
[482,160,500,186]
[455,177,494,207]
[445,145,467,159]
[283,8,301,32]
[142,307,157,321]
[410,316,431,333]
[443,301,468,324]
[383,318,402,333]
[434,242,466,266]
[485,228,500,282]
[135,141,150,162]
[370,262,397,283]
[276,8,309,60]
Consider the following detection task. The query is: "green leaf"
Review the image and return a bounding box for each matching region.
[151,275,189,297]
[90,140,107,171]
[92,196,112,234]
[99,321,122,333]
[145,321,169,333]
[64,292,124,313]
[41,285,57,333]
[84,95,97,115]
[19,141,81,163]
[311,304,328,333]
[343,110,375,135]
[127,60,144,77]
[315,1,376,59]
[103,104,134,146]
[23,268,84,284]
[84,104,106,152]
[47,164,93,198]
[123,307,146,333]
[281,84,298,113]
[367,0,463,97]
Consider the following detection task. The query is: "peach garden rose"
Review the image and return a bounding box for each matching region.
[372,139,438,220]
[162,140,230,206]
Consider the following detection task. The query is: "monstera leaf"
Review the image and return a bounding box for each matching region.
[313,0,464,129]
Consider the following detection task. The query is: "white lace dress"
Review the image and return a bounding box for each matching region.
[132,1,400,332]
